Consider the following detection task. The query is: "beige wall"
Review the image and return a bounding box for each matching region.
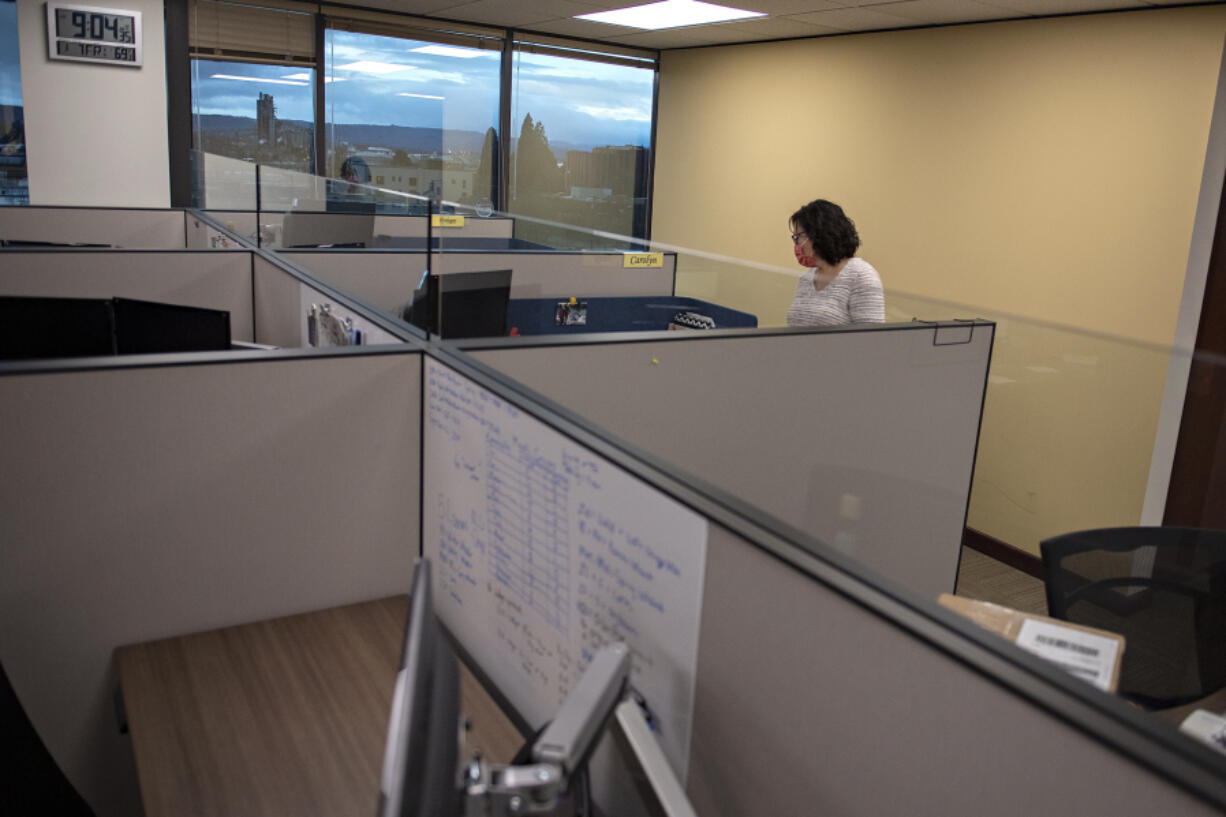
[652,7,1226,556]
[17,0,170,206]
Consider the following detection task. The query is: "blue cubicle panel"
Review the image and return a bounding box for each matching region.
[369,236,554,251]
[505,296,757,335]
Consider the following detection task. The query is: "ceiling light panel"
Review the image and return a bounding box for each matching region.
[576,0,766,30]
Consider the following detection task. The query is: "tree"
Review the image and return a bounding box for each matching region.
[514,114,562,195]
[474,127,499,205]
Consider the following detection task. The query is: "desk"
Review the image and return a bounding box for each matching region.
[116,596,524,817]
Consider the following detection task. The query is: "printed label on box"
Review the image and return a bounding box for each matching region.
[1015,619,1120,691]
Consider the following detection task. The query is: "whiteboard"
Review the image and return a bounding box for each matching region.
[422,358,708,779]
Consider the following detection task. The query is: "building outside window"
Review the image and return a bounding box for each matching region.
[509,42,655,249]
[184,2,658,242]
[188,0,316,206]
[323,26,501,212]
[191,59,315,170]
[0,0,29,206]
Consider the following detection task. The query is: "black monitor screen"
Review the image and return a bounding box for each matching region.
[436,269,512,339]
[377,559,461,817]
[111,298,231,355]
[0,296,115,360]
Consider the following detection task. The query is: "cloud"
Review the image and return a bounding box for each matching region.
[574,105,651,122]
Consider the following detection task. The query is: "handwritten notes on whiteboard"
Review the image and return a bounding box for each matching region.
[423,358,707,778]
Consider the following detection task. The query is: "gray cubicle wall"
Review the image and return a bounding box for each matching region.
[246,211,515,249]
[463,321,991,599]
[279,249,677,317]
[250,253,409,349]
[187,210,258,248]
[0,347,425,817]
[425,346,1226,817]
[0,249,258,342]
[0,206,189,248]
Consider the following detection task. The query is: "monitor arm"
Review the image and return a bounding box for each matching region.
[462,644,631,816]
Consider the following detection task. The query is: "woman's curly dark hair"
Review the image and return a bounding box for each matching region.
[790,199,860,265]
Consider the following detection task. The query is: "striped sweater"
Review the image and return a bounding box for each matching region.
[785,257,884,327]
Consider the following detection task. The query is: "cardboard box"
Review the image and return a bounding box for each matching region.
[939,594,1126,693]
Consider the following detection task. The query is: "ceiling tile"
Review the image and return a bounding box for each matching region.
[439,0,605,27]
[789,5,917,29]
[706,13,848,38]
[330,0,1181,50]
[865,0,1014,24]
[604,27,733,47]
[976,0,1144,14]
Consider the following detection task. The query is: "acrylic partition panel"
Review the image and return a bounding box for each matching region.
[224,159,1209,563]
[881,291,1193,558]
[187,210,259,249]
[193,151,258,211]
[0,348,424,817]
[0,206,189,249]
[0,248,257,342]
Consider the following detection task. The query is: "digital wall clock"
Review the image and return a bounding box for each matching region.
[46,3,142,66]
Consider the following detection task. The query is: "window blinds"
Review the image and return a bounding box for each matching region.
[189,0,316,65]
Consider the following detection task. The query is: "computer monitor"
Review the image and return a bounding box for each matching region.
[403,269,512,339]
[0,296,115,360]
[376,559,461,817]
[0,296,231,360]
[111,297,231,355]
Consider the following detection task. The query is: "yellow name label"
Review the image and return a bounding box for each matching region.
[432,215,466,228]
[623,252,664,268]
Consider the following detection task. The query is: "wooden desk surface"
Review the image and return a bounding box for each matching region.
[116,595,524,817]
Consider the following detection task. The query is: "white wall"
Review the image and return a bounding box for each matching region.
[17,0,169,206]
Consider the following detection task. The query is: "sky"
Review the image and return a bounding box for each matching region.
[192,30,655,150]
[0,2,23,107]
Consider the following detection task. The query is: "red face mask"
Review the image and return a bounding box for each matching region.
[794,241,817,268]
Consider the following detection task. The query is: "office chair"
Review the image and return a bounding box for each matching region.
[1,660,96,816]
[1040,526,1226,709]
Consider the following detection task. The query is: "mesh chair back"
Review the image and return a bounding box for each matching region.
[1040,526,1226,709]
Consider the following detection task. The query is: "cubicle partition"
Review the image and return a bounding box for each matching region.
[0,206,190,248]
[0,347,426,817]
[4,329,1226,817]
[460,321,991,599]
[279,248,677,320]
[0,237,414,352]
[422,346,1226,817]
[0,249,258,342]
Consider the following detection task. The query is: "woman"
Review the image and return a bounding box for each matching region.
[786,199,884,327]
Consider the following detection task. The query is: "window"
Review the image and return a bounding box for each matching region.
[323,24,500,211]
[183,2,659,233]
[189,0,316,185]
[509,40,656,248]
[0,0,28,205]
[191,59,315,169]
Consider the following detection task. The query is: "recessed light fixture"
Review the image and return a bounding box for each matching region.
[334,60,414,74]
[411,44,483,59]
[209,73,309,86]
[576,0,765,30]
[398,92,446,100]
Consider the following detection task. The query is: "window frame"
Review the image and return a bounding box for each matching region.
[170,1,660,240]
